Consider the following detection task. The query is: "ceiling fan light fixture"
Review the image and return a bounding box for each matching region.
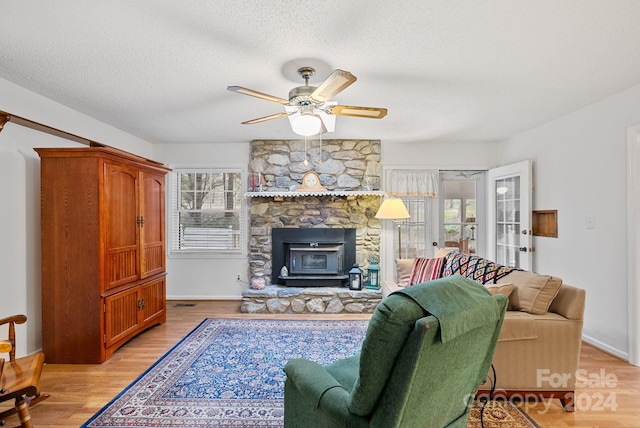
[291,112,323,136]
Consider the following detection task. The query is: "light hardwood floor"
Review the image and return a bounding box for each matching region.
[2,300,639,427]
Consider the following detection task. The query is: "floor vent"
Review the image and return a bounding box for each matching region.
[174,303,196,307]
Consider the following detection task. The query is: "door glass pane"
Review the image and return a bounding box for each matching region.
[442,179,477,254]
[495,176,521,267]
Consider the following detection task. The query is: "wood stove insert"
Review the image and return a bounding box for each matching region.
[272,228,356,287]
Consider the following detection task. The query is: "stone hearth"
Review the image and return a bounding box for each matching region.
[241,285,382,314]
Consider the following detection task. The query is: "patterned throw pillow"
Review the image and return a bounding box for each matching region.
[443,251,513,284]
[408,257,445,286]
[443,251,471,277]
[469,257,514,284]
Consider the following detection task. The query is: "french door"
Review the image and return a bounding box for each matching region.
[487,160,532,271]
[438,171,486,258]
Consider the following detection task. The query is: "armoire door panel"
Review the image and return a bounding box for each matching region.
[104,162,140,288]
[140,172,166,278]
[140,277,166,326]
[104,287,140,347]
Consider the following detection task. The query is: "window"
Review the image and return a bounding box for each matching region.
[169,169,244,254]
[399,195,432,259]
[384,169,439,259]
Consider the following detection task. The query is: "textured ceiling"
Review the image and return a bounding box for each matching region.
[2,1,640,145]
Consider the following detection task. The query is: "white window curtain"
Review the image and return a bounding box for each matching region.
[386,169,439,197]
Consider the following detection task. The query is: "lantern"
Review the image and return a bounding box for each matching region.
[348,264,363,290]
[366,260,380,289]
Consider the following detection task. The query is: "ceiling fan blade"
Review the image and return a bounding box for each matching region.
[241,112,290,124]
[227,86,289,105]
[327,105,388,119]
[310,69,357,103]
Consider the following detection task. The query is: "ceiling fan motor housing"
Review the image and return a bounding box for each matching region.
[289,85,317,106]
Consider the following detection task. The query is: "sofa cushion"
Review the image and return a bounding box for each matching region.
[498,311,538,341]
[408,257,445,285]
[395,259,415,287]
[497,270,563,315]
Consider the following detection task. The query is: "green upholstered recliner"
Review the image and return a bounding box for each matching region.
[283,275,508,428]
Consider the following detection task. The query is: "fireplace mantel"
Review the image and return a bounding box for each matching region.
[245,190,386,200]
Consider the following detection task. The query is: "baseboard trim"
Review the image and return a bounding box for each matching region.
[582,334,628,362]
[167,295,242,301]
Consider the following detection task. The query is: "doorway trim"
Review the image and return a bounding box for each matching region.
[626,122,640,366]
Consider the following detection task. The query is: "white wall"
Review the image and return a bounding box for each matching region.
[0,77,154,356]
[382,140,502,170]
[499,83,640,359]
[153,143,251,300]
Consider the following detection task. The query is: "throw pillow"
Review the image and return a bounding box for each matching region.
[442,251,471,277]
[486,283,516,297]
[466,257,514,284]
[408,257,445,285]
[497,271,563,315]
[434,247,455,258]
[395,259,416,287]
[443,251,513,284]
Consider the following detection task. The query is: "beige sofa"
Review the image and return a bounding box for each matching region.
[381,251,586,411]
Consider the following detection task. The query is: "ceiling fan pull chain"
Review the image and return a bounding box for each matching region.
[319,132,323,165]
[304,136,309,166]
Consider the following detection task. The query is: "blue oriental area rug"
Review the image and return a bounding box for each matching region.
[82,318,369,427]
[83,318,537,428]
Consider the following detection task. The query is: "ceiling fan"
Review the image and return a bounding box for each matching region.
[227,67,388,136]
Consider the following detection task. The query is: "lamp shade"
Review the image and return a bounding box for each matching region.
[375,198,410,220]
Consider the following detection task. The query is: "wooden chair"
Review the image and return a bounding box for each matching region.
[0,315,48,428]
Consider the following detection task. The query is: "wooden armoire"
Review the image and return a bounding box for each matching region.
[36,146,171,363]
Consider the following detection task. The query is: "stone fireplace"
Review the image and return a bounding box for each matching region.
[242,139,384,313]
[247,139,383,285]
